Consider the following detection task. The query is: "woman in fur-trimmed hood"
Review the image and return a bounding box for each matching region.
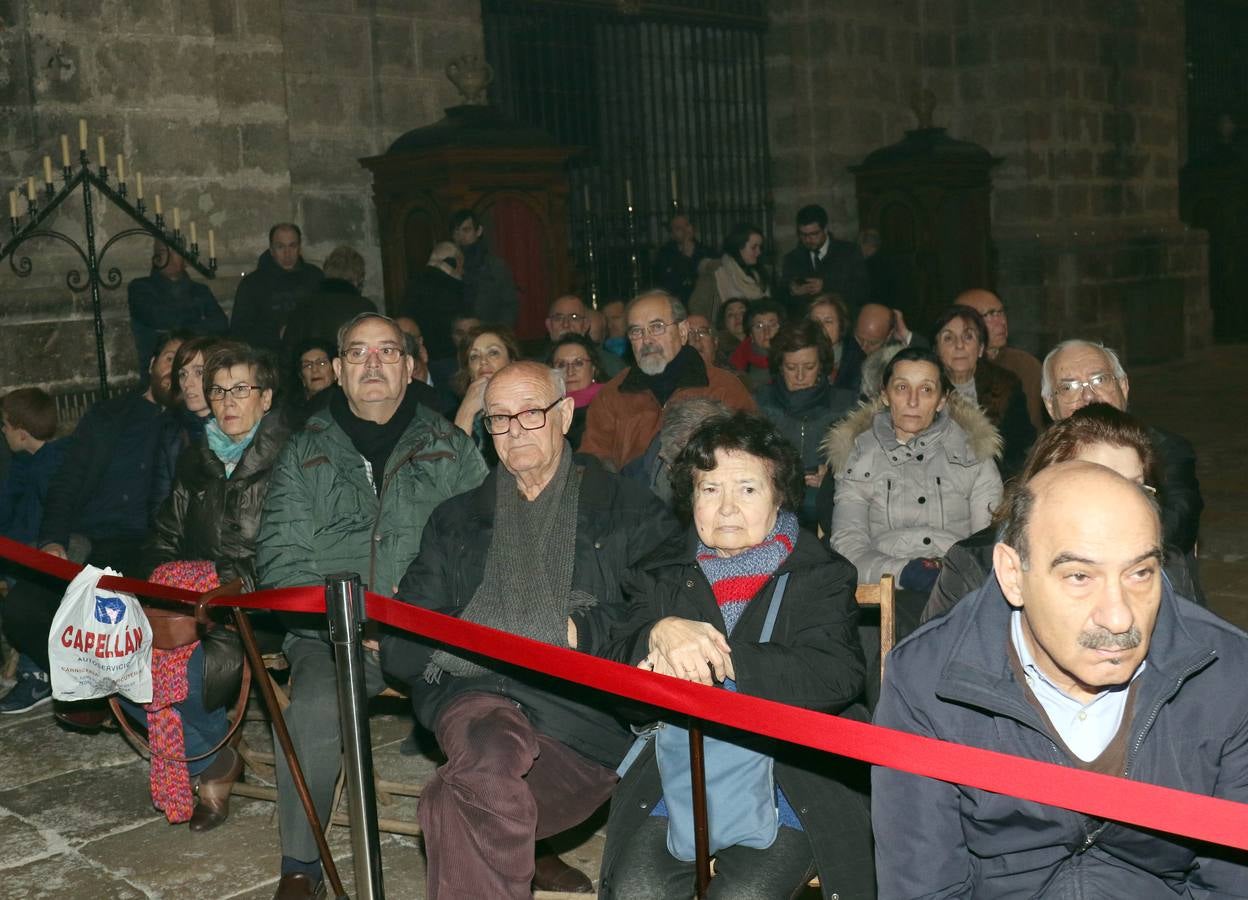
[821,347,1003,593]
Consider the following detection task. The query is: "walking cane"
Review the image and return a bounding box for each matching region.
[689,722,711,898]
[232,605,350,900]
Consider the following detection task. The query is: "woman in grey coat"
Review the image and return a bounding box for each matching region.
[824,347,1003,595]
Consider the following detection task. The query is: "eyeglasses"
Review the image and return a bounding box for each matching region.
[1055,373,1116,396]
[342,344,405,364]
[752,320,780,333]
[300,358,332,371]
[555,357,591,371]
[482,398,563,435]
[627,320,677,341]
[687,327,713,340]
[207,383,263,401]
[979,307,1006,319]
[550,313,584,324]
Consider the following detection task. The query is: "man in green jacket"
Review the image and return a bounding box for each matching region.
[257,312,487,900]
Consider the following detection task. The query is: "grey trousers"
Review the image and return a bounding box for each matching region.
[274,631,386,864]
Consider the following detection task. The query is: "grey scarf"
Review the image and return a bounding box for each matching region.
[424,442,587,682]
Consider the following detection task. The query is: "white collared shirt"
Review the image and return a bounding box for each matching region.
[1010,610,1144,762]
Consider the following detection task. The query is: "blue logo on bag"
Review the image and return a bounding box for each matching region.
[93,594,126,625]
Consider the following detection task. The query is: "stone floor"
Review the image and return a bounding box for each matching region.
[0,344,1244,900]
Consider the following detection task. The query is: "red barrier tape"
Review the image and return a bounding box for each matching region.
[4,536,1247,850]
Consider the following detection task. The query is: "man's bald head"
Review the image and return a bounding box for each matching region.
[955,289,1008,352]
[994,461,1163,702]
[855,303,894,354]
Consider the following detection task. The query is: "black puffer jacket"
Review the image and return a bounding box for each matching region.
[140,412,290,591]
[598,530,875,899]
[381,454,681,769]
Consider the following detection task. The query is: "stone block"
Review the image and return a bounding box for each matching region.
[125,116,235,177]
[1056,26,1098,65]
[1,852,148,900]
[215,47,288,110]
[955,30,990,66]
[923,30,953,66]
[28,38,89,105]
[239,0,283,39]
[1057,184,1090,218]
[95,39,213,105]
[1099,32,1138,67]
[0,760,158,845]
[995,185,1054,224]
[207,0,237,35]
[857,23,887,59]
[375,15,417,73]
[996,23,1050,63]
[283,12,372,76]
[240,122,290,174]
[287,133,372,187]
[1147,185,1177,215]
[1082,68,1108,103]
[299,191,369,245]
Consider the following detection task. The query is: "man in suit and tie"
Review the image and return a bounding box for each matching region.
[779,204,869,317]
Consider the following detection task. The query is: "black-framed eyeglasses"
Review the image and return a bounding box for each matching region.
[207,383,263,401]
[482,398,563,435]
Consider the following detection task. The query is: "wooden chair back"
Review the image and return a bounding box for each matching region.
[855,573,896,679]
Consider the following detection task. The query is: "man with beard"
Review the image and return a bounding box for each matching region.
[579,290,755,471]
[874,462,1248,895]
[0,332,186,716]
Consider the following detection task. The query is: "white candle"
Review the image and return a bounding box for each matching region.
[8,191,16,218]
[26,177,35,202]
[78,119,87,151]
[116,155,125,184]
[583,184,590,209]
[154,194,162,215]
[190,222,198,246]
[208,229,216,258]
[97,136,105,167]
[670,169,678,203]
[135,172,144,200]
[625,178,633,209]
[60,135,70,168]
[172,207,180,231]
[43,156,53,186]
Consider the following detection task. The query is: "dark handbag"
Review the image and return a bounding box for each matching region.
[620,573,789,862]
[108,581,250,763]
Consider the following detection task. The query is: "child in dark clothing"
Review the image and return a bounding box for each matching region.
[0,388,66,713]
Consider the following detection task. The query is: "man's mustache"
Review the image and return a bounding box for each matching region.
[1079,625,1142,652]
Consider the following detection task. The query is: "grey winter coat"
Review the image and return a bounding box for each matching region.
[823,395,1002,583]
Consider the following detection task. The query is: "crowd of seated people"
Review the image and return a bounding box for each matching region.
[0,203,1237,900]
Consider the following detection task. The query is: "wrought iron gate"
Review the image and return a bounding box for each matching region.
[483,0,772,305]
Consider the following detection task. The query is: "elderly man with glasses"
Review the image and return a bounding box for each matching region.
[544,293,625,377]
[383,359,679,898]
[1041,338,1204,597]
[579,289,756,471]
[256,312,488,900]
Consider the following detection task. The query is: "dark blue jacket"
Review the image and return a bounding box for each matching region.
[127,271,227,371]
[873,576,1248,898]
[38,392,177,548]
[0,439,68,546]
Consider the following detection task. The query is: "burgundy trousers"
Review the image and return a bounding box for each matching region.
[420,691,619,900]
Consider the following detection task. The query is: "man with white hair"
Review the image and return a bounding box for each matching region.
[874,462,1248,895]
[384,360,678,897]
[580,289,756,471]
[1042,339,1203,560]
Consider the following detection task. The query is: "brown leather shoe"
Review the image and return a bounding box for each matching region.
[533,850,593,893]
[53,701,112,733]
[273,873,326,900]
[189,747,243,833]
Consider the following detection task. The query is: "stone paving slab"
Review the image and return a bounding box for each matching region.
[2,850,149,899]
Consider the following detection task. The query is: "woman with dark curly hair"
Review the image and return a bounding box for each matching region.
[600,411,873,899]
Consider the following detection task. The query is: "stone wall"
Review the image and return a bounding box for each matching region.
[0,0,482,391]
[765,0,1211,360]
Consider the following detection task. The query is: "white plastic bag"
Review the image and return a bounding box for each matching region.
[47,564,153,703]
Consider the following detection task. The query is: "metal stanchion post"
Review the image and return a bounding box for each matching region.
[326,573,384,900]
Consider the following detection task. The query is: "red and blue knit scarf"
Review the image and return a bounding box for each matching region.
[695,510,798,636]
